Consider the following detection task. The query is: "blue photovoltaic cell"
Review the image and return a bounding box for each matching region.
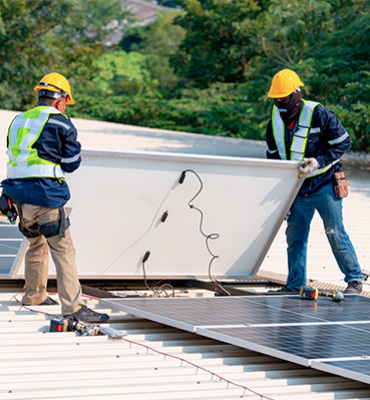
[200,324,370,361]
[312,359,370,385]
[103,294,370,330]
[102,296,329,332]
[242,295,370,322]
[0,222,24,276]
[102,294,370,383]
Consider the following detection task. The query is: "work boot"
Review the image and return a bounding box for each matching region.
[344,281,363,294]
[268,286,298,294]
[64,306,109,322]
[22,296,59,306]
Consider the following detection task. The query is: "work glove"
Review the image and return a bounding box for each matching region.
[298,157,320,176]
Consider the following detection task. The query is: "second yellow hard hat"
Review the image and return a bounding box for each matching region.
[267,69,304,98]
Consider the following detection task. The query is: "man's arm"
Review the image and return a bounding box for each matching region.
[47,114,81,173]
[310,105,350,168]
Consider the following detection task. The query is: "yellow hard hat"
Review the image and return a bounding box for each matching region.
[267,69,304,98]
[34,72,75,105]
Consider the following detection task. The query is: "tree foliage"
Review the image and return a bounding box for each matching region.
[0,0,129,110]
[171,0,263,87]
[120,11,185,96]
[0,0,369,152]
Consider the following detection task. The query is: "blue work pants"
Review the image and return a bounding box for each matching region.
[286,183,363,291]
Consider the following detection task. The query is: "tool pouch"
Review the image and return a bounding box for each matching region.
[0,193,18,224]
[332,171,348,199]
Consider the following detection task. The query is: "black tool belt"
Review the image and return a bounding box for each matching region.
[15,202,70,239]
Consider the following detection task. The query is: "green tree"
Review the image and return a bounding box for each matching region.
[90,50,157,96]
[261,0,332,67]
[136,11,185,96]
[297,0,370,152]
[120,11,185,96]
[0,0,130,110]
[171,0,263,87]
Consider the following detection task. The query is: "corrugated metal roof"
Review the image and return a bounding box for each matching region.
[1,291,369,400]
[1,109,369,397]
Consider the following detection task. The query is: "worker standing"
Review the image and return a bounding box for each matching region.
[2,72,109,321]
[266,69,363,294]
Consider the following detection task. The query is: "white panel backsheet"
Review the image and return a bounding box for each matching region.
[15,149,302,279]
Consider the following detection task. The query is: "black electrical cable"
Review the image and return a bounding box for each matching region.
[179,170,231,296]
[141,251,175,298]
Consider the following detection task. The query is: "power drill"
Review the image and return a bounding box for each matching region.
[300,285,344,302]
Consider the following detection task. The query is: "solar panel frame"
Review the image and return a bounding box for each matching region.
[311,359,370,385]
[101,294,370,384]
[100,294,370,331]
[99,295,330,332]
[197,324,370,363]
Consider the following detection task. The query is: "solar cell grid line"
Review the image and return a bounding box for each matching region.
[240,294,370,323]
[0,220,24,276]
[99,296,329,333]
[201,320,370,329]
[311,359,370,385]
[197,324,370,368]
[101,294,370,334]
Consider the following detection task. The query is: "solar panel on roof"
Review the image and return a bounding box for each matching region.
[0,221,25,277]
[198,324,370,364]
[312,359,370,385]
[101,294,370,385]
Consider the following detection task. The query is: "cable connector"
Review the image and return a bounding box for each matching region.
[179,171,186,184]
[143,251,151,263]
[161,211,169,223]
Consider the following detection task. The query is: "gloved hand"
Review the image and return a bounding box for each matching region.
[298,158,320,175]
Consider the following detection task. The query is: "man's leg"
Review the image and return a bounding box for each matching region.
[46,229,83,315]
[33,207,83,315]
[21,204,50,305]
[286,197,315,291]
[313,183,363,283]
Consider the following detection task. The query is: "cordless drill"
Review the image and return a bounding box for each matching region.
[300,286,344,302]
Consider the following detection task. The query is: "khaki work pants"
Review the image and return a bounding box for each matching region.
[20,204,83,315]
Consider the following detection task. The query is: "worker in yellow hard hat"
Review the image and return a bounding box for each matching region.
[1,72,109,322]
[34,72,75,106]
[265,69,363,295]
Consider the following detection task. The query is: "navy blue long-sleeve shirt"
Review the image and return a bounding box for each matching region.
[266,103,350,196]
[2,105,81,207]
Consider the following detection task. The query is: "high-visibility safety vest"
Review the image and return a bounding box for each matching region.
[271,100,334,178]
[7,106,65,179]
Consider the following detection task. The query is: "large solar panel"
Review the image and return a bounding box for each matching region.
[101,294,370,385]
[100,296,327,332]
[312,359,370,384]
[198,324,370,366]
[15,149,304,279]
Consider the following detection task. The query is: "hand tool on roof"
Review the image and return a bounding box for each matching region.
[50,316,127,337]
[300,285,344,302]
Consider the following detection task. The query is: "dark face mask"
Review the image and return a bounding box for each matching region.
[274,90,303,125]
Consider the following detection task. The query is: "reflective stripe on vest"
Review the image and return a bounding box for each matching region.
[272,100,335,178]
[7,106,65,179]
